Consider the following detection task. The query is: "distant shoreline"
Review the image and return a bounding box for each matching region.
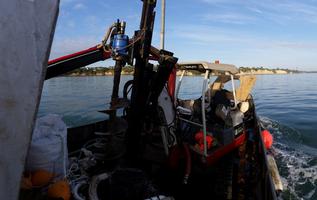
[63,66,305,77]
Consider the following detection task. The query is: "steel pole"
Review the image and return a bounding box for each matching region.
[160,0,165,49]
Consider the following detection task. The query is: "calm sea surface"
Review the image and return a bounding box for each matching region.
[39,74,317,199]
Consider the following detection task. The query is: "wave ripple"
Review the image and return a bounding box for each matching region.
[260,117,317,200]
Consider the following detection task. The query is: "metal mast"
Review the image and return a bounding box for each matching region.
[160,0,166,49]
[126,0,157,165]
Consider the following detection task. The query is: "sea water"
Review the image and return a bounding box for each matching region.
[38,73,317,199]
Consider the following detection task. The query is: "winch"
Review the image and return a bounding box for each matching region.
[111,20,129,58]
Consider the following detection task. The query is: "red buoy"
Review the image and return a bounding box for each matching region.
[261,130,273,150]
[195,131,213,151]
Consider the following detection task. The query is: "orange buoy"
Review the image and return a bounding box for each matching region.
[261,130,273,150]
[31,169,54,187]
[47,180,71,200]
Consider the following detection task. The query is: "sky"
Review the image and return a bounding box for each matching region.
[50,0,317,70]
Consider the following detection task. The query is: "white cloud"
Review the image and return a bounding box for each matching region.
[275,41,317,49]
[169,24,317,69]
[202,13,255,24]
[246,6,263,14]
[98,2,110,9]
[73,3,85,10]
[201,0,317,24]
[49,36,100,59]
[201,0,234,4]
[49,35,116,67]
[60,0,77,6]
[174,24,317,50]
[171,25,257,44]
[66,20,75,28]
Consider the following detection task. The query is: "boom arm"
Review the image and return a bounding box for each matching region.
[45,45,161,80]
[45,45,111,80]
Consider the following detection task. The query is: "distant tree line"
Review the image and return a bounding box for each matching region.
[239,66,300,73]
[64,65,301,76]
[65,66,135,76]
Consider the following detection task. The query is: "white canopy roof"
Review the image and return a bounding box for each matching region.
[177,61,239,74]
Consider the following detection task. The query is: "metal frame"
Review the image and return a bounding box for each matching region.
[230,74,238,109]
[175,70,185,99]
[176,68,238,157]
[201,70,210,156]
[177,61,239,74]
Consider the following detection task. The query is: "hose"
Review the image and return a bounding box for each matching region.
[73,181,88,200]
[88,173,110,200]
[123,79,134,99]
[102,23,117,46]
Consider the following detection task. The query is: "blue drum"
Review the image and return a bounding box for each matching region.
[112,34,129,56]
